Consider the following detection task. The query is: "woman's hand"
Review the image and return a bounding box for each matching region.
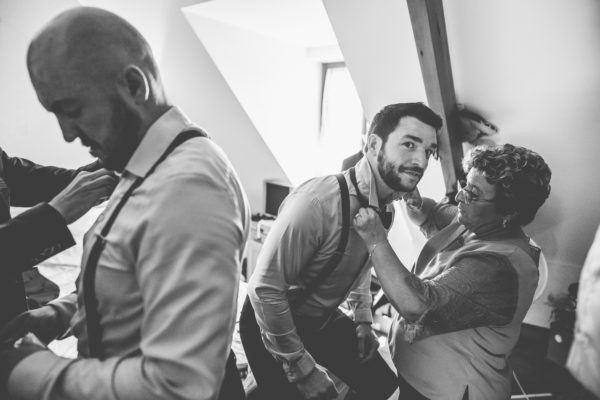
[403,188,423,210]
[353,207,387,247]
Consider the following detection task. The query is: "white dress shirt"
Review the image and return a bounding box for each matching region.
[8,107,251,400]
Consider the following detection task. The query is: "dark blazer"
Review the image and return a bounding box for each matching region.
[0,147,97,324]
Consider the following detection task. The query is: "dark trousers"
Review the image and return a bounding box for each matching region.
[219,350,246,400]
[397,375,470,400]
[239,297,397,400]
[0,273,27,326]
[398,374,429,400]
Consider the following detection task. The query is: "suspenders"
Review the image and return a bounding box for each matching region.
[83,129,207,359]
[290,173,350,308]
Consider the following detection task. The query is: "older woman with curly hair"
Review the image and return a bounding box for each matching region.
[353,144,552,400]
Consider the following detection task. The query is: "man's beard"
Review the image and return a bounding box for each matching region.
[377,150,424,192]
[103,96,144,171]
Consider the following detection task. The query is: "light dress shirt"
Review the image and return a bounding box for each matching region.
[567,225,600,397]
[247,157,394,382]
[7,107,251,400]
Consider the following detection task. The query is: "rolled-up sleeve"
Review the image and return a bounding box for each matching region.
[7,172,247,400]
[247,191,322,382]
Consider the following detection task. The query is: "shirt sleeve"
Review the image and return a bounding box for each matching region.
[398,252,519,343]
[7,171,248,400]
[346,267,373,324]
[0,203,75,274]
[247,191,323,382]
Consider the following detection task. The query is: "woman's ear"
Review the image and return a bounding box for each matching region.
[502,212,520,228]
[117,65,149,104]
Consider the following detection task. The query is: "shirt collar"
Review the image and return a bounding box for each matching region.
[353,156,383,209]
[124,106,193,178]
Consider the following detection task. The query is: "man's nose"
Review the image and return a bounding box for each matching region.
[56,117,78,142]
[411,149,428,168]
[455,187,465,203]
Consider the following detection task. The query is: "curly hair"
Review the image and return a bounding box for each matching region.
[462,144,552,226]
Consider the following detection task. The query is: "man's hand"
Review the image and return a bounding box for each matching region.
[295,364,338,400]
[356,323,379,363]
[49,169,118,224]
[0,306,62,346]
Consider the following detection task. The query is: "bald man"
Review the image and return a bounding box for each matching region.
[0,7,250,400]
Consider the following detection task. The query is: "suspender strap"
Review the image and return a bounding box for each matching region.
[349,166,370,208]
[83,129,207,359]
[291,173,350,307]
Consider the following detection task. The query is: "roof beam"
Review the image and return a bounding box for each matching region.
[407,0,463,196]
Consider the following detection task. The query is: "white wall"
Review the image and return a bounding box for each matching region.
[0,0,91,168]
[323,0,427,121]
[184,9,322,185]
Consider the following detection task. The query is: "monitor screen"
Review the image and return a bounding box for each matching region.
[265,181,291,217]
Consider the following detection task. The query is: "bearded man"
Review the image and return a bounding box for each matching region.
[0,7,250,400]
[240,102,442,400]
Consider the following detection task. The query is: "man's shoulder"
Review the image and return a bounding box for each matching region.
[159,136,234,179]
[289,174,346,210]
[295,174,342,196]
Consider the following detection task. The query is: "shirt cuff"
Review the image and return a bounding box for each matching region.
[47,293,78,339]
[283,350,316,383]
[23,203,75,268]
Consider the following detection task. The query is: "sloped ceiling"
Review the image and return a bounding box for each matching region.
[323,0,427,120]
[184,0,342,184]
[185,0,338,48]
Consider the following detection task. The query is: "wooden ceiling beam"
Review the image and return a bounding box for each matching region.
[407,0,463,196]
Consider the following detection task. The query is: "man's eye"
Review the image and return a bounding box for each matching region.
[402,142,415,149]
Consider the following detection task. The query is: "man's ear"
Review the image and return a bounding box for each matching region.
[117,65,149,104]
[366,134,382,155]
